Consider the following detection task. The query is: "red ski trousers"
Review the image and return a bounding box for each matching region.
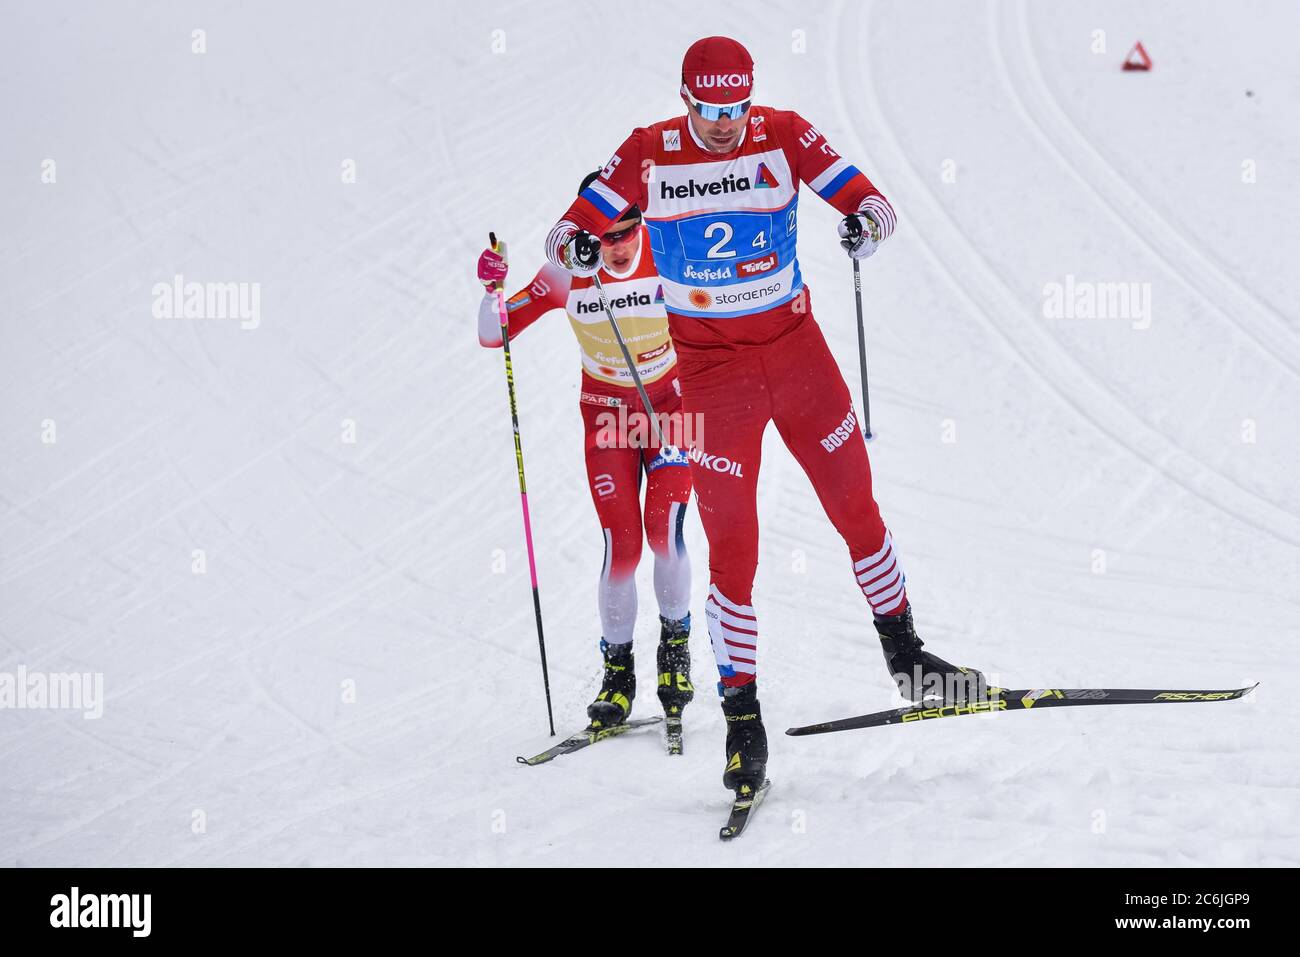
[675,308,908,687]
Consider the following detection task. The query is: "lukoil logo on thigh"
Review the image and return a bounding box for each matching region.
[687,446,744,477]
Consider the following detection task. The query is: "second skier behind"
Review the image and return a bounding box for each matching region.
[477,173,696,743]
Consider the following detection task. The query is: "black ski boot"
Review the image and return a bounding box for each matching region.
[656,614,695,717]
[657,614,694,754]
[720,682,768,791]
[587,640,635,729]
[874,605,987,704]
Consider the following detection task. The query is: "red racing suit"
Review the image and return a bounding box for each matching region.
[545,108,905,686]
[479,229,692,644]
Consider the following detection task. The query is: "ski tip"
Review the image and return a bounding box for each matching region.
[785,724,828,736]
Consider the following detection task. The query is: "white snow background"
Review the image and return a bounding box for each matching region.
[2,0,1297,866]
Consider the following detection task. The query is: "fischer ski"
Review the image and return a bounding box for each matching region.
[786,684,1258,736]
[719,779,771,841]
[666,716,683,755]
[517,716,663,766]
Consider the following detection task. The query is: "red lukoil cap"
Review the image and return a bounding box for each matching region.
[681,36,754,105]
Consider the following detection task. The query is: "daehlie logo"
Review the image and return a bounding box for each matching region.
[683,263,733,281]
[576,292,652,313]
[687,447,744,476]
[660,173,753,200]
[691,73,751,89]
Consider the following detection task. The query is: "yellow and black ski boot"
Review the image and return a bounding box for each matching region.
[720,682,767,791]
[874,604,986,704]
[657,614,694,753]
[587,639,635,728]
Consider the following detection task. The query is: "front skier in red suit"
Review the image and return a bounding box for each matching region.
[542,37,986,793]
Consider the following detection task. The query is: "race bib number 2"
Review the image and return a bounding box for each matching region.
[677,212,775,262]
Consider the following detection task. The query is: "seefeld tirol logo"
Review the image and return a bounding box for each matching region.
[576,291,652,314]
[683,263,732,282]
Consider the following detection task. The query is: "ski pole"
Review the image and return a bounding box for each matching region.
[852,258,875,441]
[490,232,555,736]
[591,272,677,455]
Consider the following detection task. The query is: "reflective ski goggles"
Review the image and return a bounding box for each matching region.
[682,86,751,121]
[602,219,642,244]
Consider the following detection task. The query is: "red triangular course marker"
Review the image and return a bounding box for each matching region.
[1123,41,1152,71]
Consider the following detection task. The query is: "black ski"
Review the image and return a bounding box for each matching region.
[666,716,683,755]
[719,779,771,841]
[517,716,663,766]
[786,685,1257,736]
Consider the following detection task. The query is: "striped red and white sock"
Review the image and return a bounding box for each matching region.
[704,584,758,687]
[855,532,908,618]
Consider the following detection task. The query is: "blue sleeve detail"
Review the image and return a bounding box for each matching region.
[580,186,621,220]
[815,165,860,201]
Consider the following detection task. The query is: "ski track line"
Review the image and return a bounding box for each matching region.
[164,764,456,867]
[0,609,257,765]
[2,521,464,862]
[60,719,160,774]
[0,327,117,409]
[0,316,434,591]
[6,626,457,816]
[858,1,1299,537]
[987,3,1300,502]
[990,5,1297,376]
[2,69,363,277]
[0,472,173,587]
[181,299,227,383]
[145,687,519,865]
[165,449,303,592]
[275,451,377,553]
[0,410,178,541]
[836,0,1300,547]
[0,626,22,656]
[2,722,238,867]
[0,450,474,763]
[10,142,288,322]
[163,702,568,866]
[1012,0,1299,373]
[238,651,365,762]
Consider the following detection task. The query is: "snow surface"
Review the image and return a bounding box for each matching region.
[2,0,1297,866]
